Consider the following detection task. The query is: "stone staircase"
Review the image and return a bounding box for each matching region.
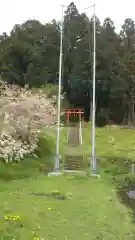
[64,154,84,171]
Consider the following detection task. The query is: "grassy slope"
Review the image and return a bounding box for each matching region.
[0,175,134,239]
[0,124,135,239]
[61,124,135,158]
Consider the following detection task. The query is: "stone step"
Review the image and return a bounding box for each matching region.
[64,154,84,171]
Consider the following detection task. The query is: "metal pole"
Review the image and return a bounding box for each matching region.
[91,4,96,175]
[79,113,83,145]
[54,5,64,173]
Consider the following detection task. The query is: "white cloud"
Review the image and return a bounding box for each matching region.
[0,0,134,34]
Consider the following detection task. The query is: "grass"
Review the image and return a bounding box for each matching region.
[60,124,135,159]
[0,175,134,239]
[0,124,135,239]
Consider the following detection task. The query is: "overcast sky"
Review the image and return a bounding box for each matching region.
[0,0,134,35]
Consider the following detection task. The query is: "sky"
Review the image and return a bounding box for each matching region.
[0,0,134,35]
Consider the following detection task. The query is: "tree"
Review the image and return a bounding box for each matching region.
[0,2,135,125]
[120,18,135,124]
[0,19,60,86]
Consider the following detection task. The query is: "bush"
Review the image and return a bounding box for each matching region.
[115,174,135,189]
[0,132,56,180]
[36,134,55,157]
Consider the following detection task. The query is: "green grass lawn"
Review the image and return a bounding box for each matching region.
[0,175,134,239]
[0,124,135,239]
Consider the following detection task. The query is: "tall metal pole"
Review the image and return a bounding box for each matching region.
[54,5,64,173]
[91,4,96,175]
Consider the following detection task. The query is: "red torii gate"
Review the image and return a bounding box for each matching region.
[64,108,84,124]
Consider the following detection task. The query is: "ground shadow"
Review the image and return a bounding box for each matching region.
[117,187,135,223]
